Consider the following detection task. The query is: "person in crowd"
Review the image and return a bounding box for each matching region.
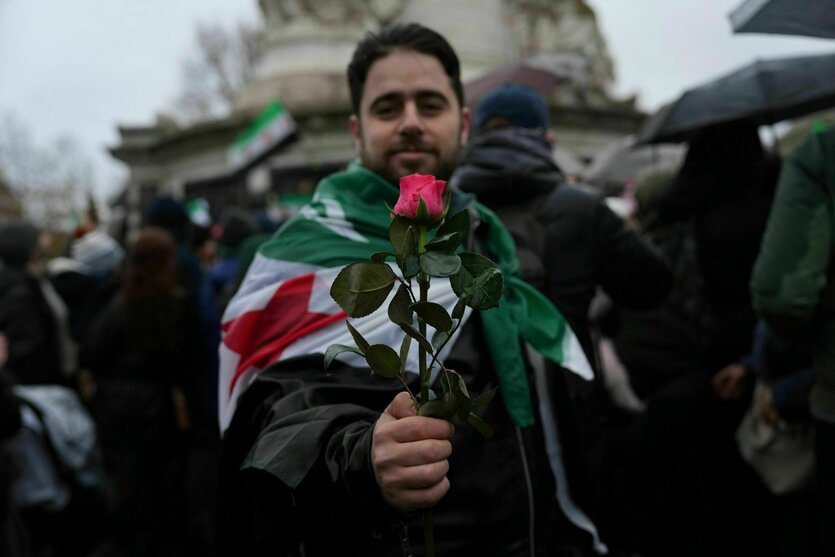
[48,228,124,345]
[448,83,672,546]
[147,197,220,422]
[147,198,224,554]
[209,207,270,310]
[82,226,206,557]
[597,122,781,557]
[451,83,672,362]
[218,23,613,556]
[750,126,835,556]
[0,333,31,557]
[0,220,76,386]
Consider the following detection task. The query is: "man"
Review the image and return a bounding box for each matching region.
[451,84,672,363]
[450,84,672,550]
[218,24,604,556]
[750,127,835,556]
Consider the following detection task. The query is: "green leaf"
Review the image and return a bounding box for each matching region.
[448,371,472,420]
[418,397,456,420]
[395,226,418,277]
[437,209,470,240]
[452,298,467,321]
[471,387,497,409]
[425,232,463,253]
[419,251,461,278]
[389,216,413,257]
[399,323,434,354]
[330,262,397,317]
[411,302,453,332]
[399,334,412,375]
[371,252,394,264]
[466,412,494,439]
[345,321,369,353]
[365,344,402,378]
[388,284,413,325]
[401,254,420,279]
[431,329,450,351]
[449,253,504,310]
[323,344,364,370]
[469,268,504,310]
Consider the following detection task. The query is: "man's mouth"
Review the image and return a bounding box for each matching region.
[390,148,435,163]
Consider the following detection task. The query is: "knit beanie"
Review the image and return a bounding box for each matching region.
[474,83,550,133]
[219,208,260,249]
[0,219,40,268]
[70,229,125,276]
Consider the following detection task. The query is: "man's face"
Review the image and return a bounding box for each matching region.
[349,50,470,184]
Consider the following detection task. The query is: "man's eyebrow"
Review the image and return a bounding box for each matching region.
[415,90,450,104]
[368,90,451,110]
[368,92,404,110]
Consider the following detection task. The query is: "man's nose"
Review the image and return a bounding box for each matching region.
[398,102,423,135]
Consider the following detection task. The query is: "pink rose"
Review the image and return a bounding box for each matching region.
[393,173,446,222]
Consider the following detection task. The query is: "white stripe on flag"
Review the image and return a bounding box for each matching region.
[561,329,594,381]
[218,256,472,432]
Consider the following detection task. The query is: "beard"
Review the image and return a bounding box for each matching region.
[366,149,460,186]
[357,128,463,185]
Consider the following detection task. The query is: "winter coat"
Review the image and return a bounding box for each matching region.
[220,316,590,557]
[0,266,68,386]
[81,290,205,557]
[450,128,672,362]
[751,128,835,422]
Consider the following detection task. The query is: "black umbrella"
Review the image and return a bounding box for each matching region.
[729,0,835,39]
[638,51,835,143]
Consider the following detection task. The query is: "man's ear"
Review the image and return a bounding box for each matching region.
[349,114,362,151]
[459,107,471,146]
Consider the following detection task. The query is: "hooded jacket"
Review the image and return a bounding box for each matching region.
[451,128,672,361]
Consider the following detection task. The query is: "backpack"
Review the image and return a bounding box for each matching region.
[3,385,111,552]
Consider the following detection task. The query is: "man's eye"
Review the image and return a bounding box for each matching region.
[420,102,445,115]
[373,104,399,117]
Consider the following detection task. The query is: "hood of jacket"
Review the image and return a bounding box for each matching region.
[451,128,564,206]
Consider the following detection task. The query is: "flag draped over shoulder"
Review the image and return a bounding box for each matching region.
[218,163,591,432]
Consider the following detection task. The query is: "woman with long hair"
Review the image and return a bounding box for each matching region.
[83,227,205,557]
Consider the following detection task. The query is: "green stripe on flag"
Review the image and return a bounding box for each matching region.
[258,162,577,427]
[232,100,286,149]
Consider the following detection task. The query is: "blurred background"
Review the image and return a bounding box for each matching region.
[1,0,833,238]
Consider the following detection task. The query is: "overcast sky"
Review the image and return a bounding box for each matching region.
[0,0,832,200]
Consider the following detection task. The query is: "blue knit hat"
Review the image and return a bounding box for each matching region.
[474,84,550,132]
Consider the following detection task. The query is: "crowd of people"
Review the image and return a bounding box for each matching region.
[1,20,832,557]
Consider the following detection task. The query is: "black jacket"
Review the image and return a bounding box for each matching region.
[0,266,67,386]
[451,129,672,361]
[219,315,586,557]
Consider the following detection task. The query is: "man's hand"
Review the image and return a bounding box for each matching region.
[372,391,454,511]
[756,386,781,427]
[711,362,748,400]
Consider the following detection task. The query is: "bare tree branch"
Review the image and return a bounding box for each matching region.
[174,21,262,123]
[0,112,93,229]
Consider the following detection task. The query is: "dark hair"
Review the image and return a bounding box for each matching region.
[123,227,181,351]
[347,23,464,114]
[0,219,40,268]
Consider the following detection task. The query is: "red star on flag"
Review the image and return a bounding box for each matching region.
[221,273,346,395]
